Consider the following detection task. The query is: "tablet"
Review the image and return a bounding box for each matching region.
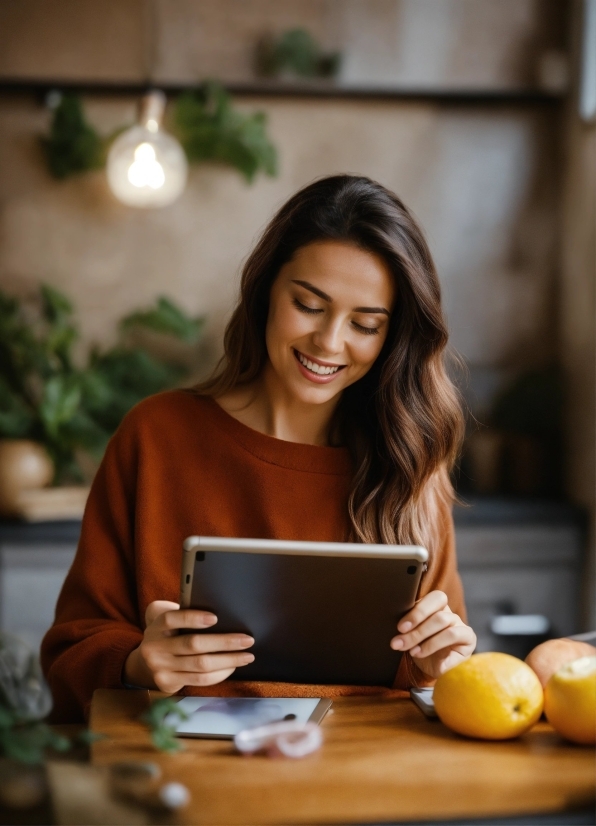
[179,536,428,687]
[164,696,332,739]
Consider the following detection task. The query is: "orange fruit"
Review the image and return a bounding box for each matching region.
[433,652,543,740]
[526,638,596,687]
[544,656,596,745]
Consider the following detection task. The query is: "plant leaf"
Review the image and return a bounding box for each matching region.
[41,94,104,179]
[41,284,73,324]
[87,347,186,434]
[140,697,188,753]
[0,284,200,481]
[174,83,277,182]
[0,704,17,729]
[76,729,107,745]
[256,28,341,78]
[151,728,182,753]
[39,376,82,438]
[120,297,205,343]
[0,377,36,437]
[0,722,70,765]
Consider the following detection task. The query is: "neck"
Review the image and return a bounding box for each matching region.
[216,365,341,446]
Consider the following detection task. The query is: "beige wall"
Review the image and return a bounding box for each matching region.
[0,0,564,89]
[0,0,566,421]
[0,93,559,387]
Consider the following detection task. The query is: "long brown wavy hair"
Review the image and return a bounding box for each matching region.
[197,175,463,557]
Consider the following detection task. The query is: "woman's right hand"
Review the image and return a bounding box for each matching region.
[123,600,255,694]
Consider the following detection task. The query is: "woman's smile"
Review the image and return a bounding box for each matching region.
[264,240,395,410]
[293,348,346,383]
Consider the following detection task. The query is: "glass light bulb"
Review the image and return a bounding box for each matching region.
[127,142,165,189]
[106,125,187,209]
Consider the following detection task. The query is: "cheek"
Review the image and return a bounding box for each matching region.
[351,333,387,369]
[267,301,312,348]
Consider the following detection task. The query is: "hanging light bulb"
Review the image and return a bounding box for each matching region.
[106,90,187,208]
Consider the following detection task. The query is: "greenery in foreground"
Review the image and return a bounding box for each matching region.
[140,697,189,753]
[0,634,181,763]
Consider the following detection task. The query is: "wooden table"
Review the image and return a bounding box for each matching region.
[90,689,595,825]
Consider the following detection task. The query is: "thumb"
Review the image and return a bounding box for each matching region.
[145,599,180,627]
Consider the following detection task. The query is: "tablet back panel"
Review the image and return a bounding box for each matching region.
[182,542,426,687]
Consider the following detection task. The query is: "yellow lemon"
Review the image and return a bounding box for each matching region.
[433,652,543,740]
[544,655,596,745]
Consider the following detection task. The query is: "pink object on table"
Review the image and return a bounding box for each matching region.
[234,720,323,758]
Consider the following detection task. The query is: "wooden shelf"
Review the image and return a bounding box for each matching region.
[0,77,565,105]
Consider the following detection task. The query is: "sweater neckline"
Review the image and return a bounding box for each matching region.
[194,393,353,476]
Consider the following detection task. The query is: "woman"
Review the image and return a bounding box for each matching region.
[41,175,476,722]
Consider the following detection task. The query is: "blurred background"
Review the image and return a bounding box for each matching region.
[0,0,594,660]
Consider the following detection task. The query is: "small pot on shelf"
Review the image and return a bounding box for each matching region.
[0,440,54,517]
[0,440,89,521]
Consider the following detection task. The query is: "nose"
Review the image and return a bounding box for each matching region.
[312,316,344,356]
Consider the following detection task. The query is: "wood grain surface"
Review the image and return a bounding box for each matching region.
[90,688,595,825]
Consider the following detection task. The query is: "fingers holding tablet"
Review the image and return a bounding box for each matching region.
[173,631,254,655]
[123,600,256,694]
[389,590,476,679]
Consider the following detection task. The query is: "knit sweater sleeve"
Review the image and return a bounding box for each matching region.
[393,498,467,690]
[40,414,144,723]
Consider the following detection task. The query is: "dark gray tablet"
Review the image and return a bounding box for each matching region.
[179,537,428,688]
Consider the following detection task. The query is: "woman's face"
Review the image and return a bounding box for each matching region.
[265,240,395,406]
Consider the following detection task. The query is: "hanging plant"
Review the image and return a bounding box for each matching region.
[173,82,277,183]
[256,28,341,79]
[40,85,277,184]
[40,93,105,179]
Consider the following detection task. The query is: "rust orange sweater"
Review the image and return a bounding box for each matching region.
[41,391,466,722]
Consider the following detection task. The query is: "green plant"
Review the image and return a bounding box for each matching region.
[41,88,278,184]
[256,29,341,79]
[0,285,205,482]
[0,633,103,764]
[0,706,70,764]
[173,82,277,182]
[41,94,105,179]
[140,698,189,753]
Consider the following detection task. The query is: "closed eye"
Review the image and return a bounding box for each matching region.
[294,298,381,334]
[292,298,323,315]
[352,321,380,335]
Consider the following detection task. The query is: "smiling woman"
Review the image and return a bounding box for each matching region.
[41,175,476,722]
[221,241,396,438]
[201,175,464,554]
[274,245,393,388]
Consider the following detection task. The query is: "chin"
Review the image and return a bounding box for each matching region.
[287,377,344,406]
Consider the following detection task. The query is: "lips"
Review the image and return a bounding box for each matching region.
[293,349,346,384]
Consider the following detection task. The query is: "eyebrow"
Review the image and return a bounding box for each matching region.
[292,280,390,316]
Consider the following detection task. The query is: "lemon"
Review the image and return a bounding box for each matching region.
[544,655,596,745]
[433,652,543,740]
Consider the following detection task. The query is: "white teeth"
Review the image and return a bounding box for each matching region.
[297,352,340,376]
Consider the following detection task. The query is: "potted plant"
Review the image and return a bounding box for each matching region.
[0,285,204,518]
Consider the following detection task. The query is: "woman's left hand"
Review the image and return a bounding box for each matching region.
[390,590,476,679]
